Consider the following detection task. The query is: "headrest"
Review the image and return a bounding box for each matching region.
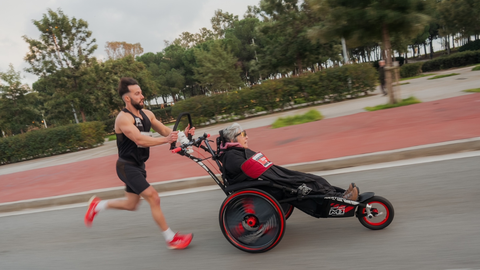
[216,130,227,155]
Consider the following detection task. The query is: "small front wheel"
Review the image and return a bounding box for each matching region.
[357,196,394,230]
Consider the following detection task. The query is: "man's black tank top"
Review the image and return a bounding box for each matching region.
[116,108,152,165]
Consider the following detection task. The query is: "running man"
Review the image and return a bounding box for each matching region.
[85,77,194,250]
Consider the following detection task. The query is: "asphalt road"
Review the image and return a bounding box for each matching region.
[1,154,480,270]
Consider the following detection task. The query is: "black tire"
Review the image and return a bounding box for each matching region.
[357,196,394,230]
[219,189,286,253]
[281,203,294,220]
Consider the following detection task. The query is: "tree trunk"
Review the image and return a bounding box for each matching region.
[382,24,396,104]
[429,37,434,59]
[446,36,450,55]
[296,54,303,75]
[381,48,386,61]
[80,110,86,123]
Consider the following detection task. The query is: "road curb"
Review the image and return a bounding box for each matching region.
[1,137,480,213]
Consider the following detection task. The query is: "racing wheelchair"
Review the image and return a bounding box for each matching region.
[170,113,394,253]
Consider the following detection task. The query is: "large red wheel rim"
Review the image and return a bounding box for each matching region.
[362,200,390,226]
[221,190,285,252]
[284,204,294,219]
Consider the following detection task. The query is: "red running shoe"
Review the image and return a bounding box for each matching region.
[167,233,193,250]
[84,196,100,227]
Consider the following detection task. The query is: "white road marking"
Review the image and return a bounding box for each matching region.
[313,150,480,176]
[0,185,220,218]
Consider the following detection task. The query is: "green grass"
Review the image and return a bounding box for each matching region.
[463,88,480,93]
[399,82,410,85]
[272,109,323,128]
[105,134,116,141]
[400,74,435,81]
[472,65,480,71]
[365,96,422,111]
[427,73,460,80]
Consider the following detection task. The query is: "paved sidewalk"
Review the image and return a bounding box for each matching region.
[0,66,479,212]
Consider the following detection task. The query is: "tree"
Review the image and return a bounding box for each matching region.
[23,8,97,75]
[244,5,262,19]
[84,55,158,116]
[171,28,215,49]
[437,0,480,47]
[194,41,243,93]
[105,41,144,60]
[223,17,263,84]
[308,0,431,104]
[23,8,98,122]
[211,9,239,38]
[34,55,158,125]
[137,46,193,103]
[256,0,342,78]
[0,64,39,135]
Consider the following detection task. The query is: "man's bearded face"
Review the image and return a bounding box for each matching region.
[132,99,144,110]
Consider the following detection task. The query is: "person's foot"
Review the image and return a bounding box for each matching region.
[343,187,359,201]
[84,196,100,227]
[344,183,355,195]
[167,233,193,250]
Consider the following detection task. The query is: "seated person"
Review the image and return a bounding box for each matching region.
[219,123,359,201]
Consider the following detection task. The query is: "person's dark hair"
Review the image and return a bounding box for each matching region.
[118,77,138,98]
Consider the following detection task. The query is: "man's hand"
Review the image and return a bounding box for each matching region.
[185,124,195,137]
[166,131,179,144]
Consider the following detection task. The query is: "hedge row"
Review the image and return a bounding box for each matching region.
[399,50,480,78]
[400,62,424,78]
[421,50,480,72]
[458,40,480,52]
[172,63,377,127]
[0,121,105,164]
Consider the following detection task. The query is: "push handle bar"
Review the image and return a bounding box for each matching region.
[170,112,193,150]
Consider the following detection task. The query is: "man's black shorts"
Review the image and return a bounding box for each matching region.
[116,158,150,195]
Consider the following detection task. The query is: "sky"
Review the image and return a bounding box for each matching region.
[0,0,260,86]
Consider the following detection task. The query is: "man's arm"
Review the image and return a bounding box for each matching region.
[116,111,176,147]
[144,110,173,137]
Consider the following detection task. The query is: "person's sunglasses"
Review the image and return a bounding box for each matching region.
[235,130,247,138]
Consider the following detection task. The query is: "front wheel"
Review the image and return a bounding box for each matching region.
[357,196,394,230]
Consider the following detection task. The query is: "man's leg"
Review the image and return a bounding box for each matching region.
[140,186,193,249]
[140,186,168,231]
[85,192,141,227]
[107,192,141,211]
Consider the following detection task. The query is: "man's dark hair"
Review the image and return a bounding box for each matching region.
[118,77,138,98]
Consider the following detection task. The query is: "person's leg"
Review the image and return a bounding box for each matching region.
[140,186,169,231]
[139,186,193,249]
[105,191,141,211]
[381,83,387,95]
